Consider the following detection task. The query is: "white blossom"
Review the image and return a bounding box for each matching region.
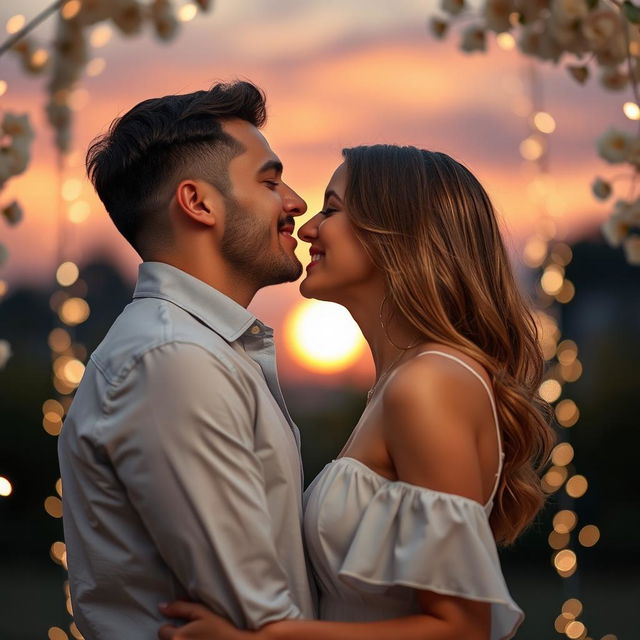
[601,211,628,246]
[0,340,11,369]
[5,144,30,175]
[441,0,465,16]
[483,0,513,33]
[596,128,632,164]
[623,234,640,264]
[461,25,487,53]
[538,30,563,62]
[518,25,543,58]
[2,201,23,226]
[2,113,34,140]
[551,0,589,26]
[625,137,640,168]
[430,17,449,39]
[0,152,14,188]
[594,36,627,67]
[152,0,180,42]
[75,0,113,26]
[592,177,612,200]
[582,9,623,51]
[567,64,589,84]
[111,0,145,36]
[600,66,629,91]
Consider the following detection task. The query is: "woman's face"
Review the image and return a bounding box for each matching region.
[298,162,381,303]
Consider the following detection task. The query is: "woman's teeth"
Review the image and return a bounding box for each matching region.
[311,254,323,262]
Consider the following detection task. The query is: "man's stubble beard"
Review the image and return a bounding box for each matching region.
[220,196,302,288]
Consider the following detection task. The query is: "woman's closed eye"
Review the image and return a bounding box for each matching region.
[320,207,337,217]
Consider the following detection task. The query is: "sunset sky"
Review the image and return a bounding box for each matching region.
[0,0,629,384]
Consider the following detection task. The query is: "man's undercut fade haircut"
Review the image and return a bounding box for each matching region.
[86,81,267,257]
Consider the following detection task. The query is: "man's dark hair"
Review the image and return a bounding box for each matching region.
[86,80,266,257]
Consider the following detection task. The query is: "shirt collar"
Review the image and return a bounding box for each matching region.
[132,261,258,342]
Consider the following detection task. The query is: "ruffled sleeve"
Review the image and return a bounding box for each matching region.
[337,480,524,640]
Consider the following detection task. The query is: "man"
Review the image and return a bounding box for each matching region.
[58,81,316,639]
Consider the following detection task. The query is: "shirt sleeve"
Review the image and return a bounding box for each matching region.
[100,341,302,629]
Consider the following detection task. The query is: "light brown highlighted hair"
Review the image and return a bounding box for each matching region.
[342,144,554,545]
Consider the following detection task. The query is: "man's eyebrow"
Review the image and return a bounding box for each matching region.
[257,159,283,175]
[324,189,343,203]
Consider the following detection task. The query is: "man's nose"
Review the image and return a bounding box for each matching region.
[282,184,307,217]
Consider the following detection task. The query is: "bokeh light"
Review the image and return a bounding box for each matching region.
[623,101,640,121]
[562,598,583,619]
[552,442,575,466]
[566,474,588,498]
[178,2,198,21]
[539,378,562,402]
[533,111,556,134]
[86,57,106,77]
[61,0,82,20]
[56,262,79,287]
[553,510,578,534]
[68,200,91,224]
[44,496,63,518]
[554,548,578,575]
[6,14,25,34]
[578,525,601,548]
[555,398,580,427]
[565,620,586,639]
[49,328,72,353]
[90,25,112,48]
[59,298,90,326]
[0,476,13,497]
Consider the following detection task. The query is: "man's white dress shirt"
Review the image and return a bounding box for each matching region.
[58,261,316,639]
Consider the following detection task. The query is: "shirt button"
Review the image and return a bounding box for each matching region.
[250,325,261,335]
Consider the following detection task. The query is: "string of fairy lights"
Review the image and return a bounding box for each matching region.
[513,59,615,640]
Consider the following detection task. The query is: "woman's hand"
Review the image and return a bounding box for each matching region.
[158,601,255,640]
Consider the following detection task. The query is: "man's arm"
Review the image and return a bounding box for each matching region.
[103,341,301,629]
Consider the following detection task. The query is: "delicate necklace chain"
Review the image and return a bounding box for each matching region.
[366,348,410,403]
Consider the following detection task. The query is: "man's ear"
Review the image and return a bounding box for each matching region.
[174,179,223,228]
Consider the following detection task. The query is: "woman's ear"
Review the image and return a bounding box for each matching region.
[174,179,223,228]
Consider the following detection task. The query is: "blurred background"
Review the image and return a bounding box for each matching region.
[0,1,638,639]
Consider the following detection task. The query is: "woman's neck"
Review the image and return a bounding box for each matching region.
[344,289,423,380]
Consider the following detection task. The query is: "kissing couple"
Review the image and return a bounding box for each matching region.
[58,80,554,640]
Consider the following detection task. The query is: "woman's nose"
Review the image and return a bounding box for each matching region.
[298,213,321,242]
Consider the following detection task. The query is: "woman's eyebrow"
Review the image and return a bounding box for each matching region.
[324,189,343,203]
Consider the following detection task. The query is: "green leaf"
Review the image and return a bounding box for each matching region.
[623,0,640,24]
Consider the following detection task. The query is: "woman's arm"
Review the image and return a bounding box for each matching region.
[159,598,489,640]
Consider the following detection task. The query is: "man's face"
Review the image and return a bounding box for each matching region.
[219,119,307,289]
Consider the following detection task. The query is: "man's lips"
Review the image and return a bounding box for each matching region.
[278,224,297,249]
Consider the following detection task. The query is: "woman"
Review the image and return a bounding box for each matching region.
[158,145,555,640]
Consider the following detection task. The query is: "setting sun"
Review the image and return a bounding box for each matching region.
[284,299,366,373]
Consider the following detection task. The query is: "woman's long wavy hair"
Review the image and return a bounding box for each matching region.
[342,145,555,545]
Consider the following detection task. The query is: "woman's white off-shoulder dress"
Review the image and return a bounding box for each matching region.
[303,351,524,640]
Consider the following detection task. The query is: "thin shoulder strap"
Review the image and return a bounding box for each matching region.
[415,350,504,507]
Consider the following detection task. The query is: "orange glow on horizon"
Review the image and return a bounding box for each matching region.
[284,299,367,374]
